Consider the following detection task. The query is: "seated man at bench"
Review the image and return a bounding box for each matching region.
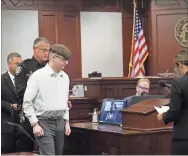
[125,78,150,106]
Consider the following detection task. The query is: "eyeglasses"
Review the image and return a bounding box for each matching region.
[37,48,50,53]
[138,86,149,91]
[55,55,68,63]
[175,62,180,67]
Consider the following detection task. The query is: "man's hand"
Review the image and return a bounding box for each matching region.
[157,113,163,121]
[65,121,71,136]
[68,101,72,109]
[33,123,44,137]
[11,103,17,109]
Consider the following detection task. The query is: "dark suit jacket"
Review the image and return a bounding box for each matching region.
[124,95,136,107]
[163,71,188,140]
[1,72,17,133]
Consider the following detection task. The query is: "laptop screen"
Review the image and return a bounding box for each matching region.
[99,99,128,125]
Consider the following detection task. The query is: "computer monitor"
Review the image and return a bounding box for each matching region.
[98,99,128,125]
[127,95,167,106]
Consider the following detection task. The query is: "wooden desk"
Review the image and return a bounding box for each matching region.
[69,97,101,122]
[2,152,38,155]
[64,122,172,155]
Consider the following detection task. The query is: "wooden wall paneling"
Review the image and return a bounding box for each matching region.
[1,0,39,10]
[39,11,59,44]
[2,0,149,77]
[61,12,82,79]
[69,98,101,122]
[122,15,133,76]
[38,10,82,79]
[81,0,120,12]
[1,0,82,10]
[149,6,188,75]
[151,0,188,10]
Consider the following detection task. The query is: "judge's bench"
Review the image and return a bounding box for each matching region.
[63,77,173,155]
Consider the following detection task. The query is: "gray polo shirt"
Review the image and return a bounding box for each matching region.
[23,63,70,125]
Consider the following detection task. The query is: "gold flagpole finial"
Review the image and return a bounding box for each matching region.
[133,0,136,5]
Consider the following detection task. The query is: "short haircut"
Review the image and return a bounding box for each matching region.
[49,44,71,60]
[137,78,150,86]
[33,37,50,48]
[175,49,188,67]
[7,52,21,63]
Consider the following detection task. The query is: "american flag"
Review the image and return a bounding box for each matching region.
[128,1,148,77]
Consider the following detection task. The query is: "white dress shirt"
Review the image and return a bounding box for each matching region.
[23,64,70,125]
[8,71,15,86]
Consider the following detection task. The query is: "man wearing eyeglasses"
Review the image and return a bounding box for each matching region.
[135,78,150,96]
[14,37,50,152]
[125,78,150,106]
[23,44,71,155]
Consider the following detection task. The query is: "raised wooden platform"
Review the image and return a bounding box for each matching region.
[72,77,173,99]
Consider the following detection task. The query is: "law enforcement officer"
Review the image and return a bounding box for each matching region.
[15,37,50,152]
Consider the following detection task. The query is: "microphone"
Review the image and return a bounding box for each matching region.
[141,92,149,96]
[159,80,171,88]
[3,120,46,153]
[159,80,171,96]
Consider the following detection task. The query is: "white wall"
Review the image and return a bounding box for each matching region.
[1,10,39,73]
[80,12,123,78]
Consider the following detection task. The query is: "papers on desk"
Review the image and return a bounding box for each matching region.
[154,106,169,114]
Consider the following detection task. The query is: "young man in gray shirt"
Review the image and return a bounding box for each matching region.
[23,44,71,155]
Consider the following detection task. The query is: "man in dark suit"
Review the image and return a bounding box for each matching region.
[157,49,188,155]
[1,53,22,153]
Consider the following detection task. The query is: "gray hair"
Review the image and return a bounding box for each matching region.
[7,52,21,63]
[175,49,188,66]
[33,37,50,48]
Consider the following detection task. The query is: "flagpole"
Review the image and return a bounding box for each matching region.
[128,0,136,77]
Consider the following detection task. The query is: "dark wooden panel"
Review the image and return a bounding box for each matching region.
[69,98,101,122]
[157,13,187,73]
[38,11,82,79]
[72,77,174,99]
[149,8,188,75]
[62,13,82,79]
[151,0,188,10]
[39,11,58,44]
[122,15,133,76]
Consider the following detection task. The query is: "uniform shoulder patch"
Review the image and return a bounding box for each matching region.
[15,66,22,75]
[15,58,31,75]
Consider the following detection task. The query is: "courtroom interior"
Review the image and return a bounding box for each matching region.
[1,0,188,155]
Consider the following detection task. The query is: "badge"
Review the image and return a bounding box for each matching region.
[26,71,33,77]
[174,17,188,47]
[15,66,22,75]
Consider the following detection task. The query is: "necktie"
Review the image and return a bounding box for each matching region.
[13,78,15,88]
